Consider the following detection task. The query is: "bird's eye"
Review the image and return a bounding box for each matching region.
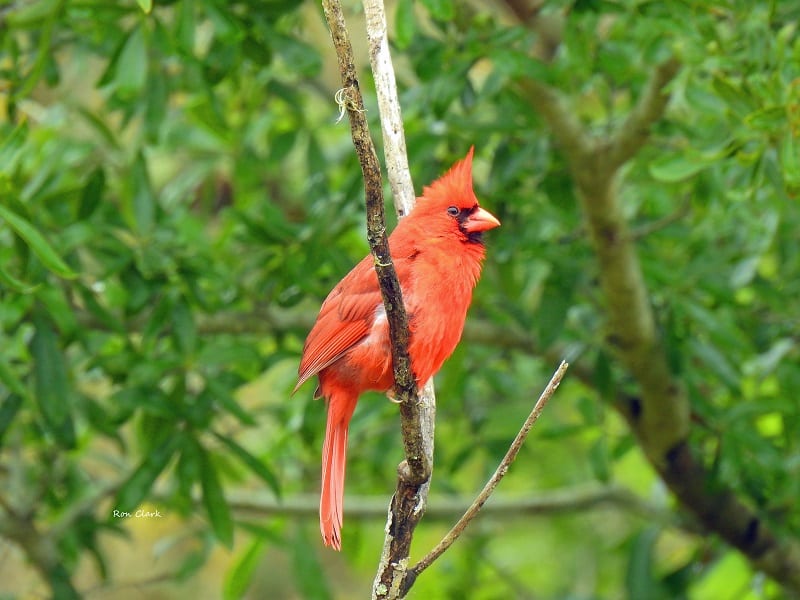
[447,206,459,216]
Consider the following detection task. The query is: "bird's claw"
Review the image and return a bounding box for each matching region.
[386,388,402,404]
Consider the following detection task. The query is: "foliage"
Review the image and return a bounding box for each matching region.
[0,0,799,598]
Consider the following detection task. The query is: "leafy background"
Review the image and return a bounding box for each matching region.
[0,0,799,598]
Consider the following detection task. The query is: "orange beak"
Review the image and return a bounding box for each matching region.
[463,206,501,233]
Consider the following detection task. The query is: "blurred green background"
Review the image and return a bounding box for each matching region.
[1,0,799,598]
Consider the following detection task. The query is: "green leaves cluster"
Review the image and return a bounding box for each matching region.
[0,0,320,595]
[1,0,799,598]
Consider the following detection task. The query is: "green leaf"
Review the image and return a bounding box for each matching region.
[171,298,197,356]
[76,108,121,149]
[223,539,265,600]
[35,285,78,338]
[744,106,786,132]
[77,285,125,335]
[78,168,106,219]
[115,433,181,514]
[213,432,281,496]
[0,395,24,447]
[420,0,454,20]
[691,551,752,599]
[589,436,611,483]
[0,262,38,293]
[198,446,234,547]
[291,527,331,600]
[689,338,740,392]
[0,203,77,278]
[0,358,28,398]
[648,154,708,182]
[5,0,60,27]
[135,0,152,13]
[31,310,76,448]
[0,120,29,175]
[781,133,800,190]
[205,379,256,426]
[176,0,196,53]
[176,439,202,509]
[712,76,754,118]
[625,527,667,600]
[130,152,156,232]
[49,563,82,600]
[144,65,168,142]
[536,278,571,347]
[743,339,795,378]
[272,34,320,78]
[115,26,148,98]
[394,0,416,49]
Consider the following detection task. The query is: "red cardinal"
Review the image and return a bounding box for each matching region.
[294,148,500,550]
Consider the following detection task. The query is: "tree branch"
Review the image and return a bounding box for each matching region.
[321,3,434,585]
[319,0,423,477]
[605,56,681,170]
[522,56,800,595]
[0,511,80,599]
[359,1,437,595]
[363,0,415,216]
[406,361,568,591]
[516,78,593,176]
[158,484,680,528]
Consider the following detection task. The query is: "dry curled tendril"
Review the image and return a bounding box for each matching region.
[334,87,366,123]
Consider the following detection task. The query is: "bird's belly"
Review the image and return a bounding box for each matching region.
[320,314,394,395]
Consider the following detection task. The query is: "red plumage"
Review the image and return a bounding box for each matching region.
[294,148,500,549]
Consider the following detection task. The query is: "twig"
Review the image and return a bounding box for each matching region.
[629,198,691,241]
[83,570,180,598]
[406,361,568,589]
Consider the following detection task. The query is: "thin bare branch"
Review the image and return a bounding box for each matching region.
[406,361,568,589]
[195,485,677,526]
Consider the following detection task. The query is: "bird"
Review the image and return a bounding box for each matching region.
[294,147,500,550]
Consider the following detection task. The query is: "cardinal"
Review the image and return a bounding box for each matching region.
[294,147,500,550]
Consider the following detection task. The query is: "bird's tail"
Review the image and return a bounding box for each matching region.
[320,394,357,550]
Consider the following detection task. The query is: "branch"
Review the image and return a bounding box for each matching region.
[405,361,567,591]
[319,0,423,474]
[502,0,563,62]
[158,484,680,527]
[605,56,681,170]
[363,0,415,215]
[0,512,81,599]
[516,77,593,175]
[359,1,437,596]
[523,57,800,595]
[520,56,687,462]
[321,3,433,582]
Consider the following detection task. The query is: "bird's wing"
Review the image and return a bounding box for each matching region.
[295,255,383,391]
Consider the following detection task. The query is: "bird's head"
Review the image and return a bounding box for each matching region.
[413,147,501,244]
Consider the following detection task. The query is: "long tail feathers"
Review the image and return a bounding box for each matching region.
[320,403,351,550]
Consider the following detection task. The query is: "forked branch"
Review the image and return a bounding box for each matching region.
[403,361,568,594]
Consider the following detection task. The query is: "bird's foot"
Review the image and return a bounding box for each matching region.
[386,388,402,404]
